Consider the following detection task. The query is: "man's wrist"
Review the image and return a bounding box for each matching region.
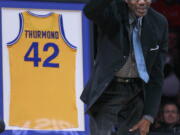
[143,115,154,124]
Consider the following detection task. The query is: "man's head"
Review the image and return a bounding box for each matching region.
[162,102,179,125]
[125,0,152,17]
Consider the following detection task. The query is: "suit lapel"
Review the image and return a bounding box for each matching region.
[141,12,156,59]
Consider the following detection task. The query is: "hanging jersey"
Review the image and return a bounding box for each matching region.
[7,11,78,130]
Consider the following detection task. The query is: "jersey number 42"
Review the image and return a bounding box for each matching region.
[24,42,59,68]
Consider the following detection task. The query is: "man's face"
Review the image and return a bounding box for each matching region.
[163,104,179,124]
[125,0,152,17]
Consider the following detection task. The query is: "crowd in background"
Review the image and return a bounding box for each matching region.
[150,0,180,133]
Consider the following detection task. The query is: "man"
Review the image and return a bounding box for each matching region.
[80,0,168,134]
[163,102,179,125]
[153,102,180,133]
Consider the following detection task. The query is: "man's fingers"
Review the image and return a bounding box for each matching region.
[129,123,139,132]
[139,121,150,135]
[129,118,151,135]
[140,128,148,135]
[129,120,143,132]
[140,130,146,135]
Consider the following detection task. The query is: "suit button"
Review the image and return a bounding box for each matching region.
[123,56,127,59]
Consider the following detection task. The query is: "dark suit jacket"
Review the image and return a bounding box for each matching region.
[0,120,5,133]
[80,0,168,118]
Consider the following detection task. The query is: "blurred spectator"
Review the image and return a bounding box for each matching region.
[152,102,180,133]
[162,71,180,97]
[170,30,180,79]
[162,29,180,97]
[162,59,180,97]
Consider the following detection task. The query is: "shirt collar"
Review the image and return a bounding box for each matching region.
[129,12,143,26]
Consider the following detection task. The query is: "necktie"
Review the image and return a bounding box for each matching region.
[132,18,149,83]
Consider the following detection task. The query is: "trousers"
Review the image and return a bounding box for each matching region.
[89,78,144,135]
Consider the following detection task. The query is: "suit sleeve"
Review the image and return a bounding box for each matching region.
[83,0,120,31]
[143,17,168,118]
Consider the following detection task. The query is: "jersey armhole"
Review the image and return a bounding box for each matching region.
[7,13,24,46]
[59,15,77,50]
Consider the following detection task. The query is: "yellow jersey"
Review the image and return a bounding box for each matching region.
[7,11,78,130]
